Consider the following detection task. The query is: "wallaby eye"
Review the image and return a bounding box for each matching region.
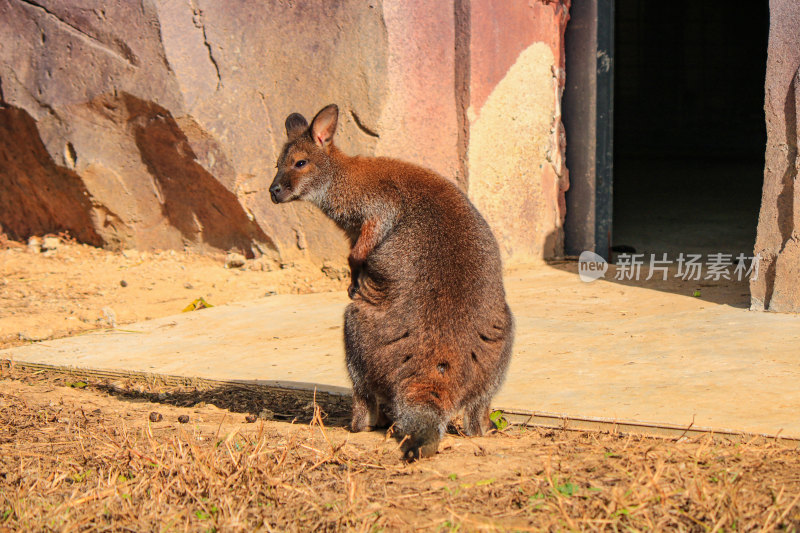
[294,159,308,169]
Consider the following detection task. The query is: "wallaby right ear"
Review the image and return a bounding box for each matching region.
[285,113,308,141]
[310,104,339,149]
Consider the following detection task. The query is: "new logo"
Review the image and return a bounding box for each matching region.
[578,251,608,282]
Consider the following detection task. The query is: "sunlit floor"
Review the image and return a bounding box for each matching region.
[4,264,799,438]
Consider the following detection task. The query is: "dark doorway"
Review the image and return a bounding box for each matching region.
[613,2,769,258]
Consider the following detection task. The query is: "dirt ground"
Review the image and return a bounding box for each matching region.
[0,236,348,350]
[2,363,800,532]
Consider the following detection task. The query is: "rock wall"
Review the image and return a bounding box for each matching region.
[0,0,570,266]
[751,0,800,312]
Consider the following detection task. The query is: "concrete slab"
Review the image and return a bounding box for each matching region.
[3,265,799,437]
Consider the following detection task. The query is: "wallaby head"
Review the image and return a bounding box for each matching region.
[270,104,339,205]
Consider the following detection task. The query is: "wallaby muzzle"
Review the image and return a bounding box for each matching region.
[269,173,288,204]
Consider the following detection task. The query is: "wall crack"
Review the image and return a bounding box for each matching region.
[350,110,379,138]
[189,0,221,90]
[15,0,139,67]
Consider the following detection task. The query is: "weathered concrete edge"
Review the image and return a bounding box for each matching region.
[500,411,799,445]
[4,358,797,445]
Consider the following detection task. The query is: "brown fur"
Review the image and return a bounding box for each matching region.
[270,104,514,460]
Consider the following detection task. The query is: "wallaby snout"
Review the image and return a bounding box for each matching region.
[269,175,286,204]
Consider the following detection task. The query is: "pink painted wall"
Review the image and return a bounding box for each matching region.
[466,0,571,263]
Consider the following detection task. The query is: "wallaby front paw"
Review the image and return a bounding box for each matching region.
[347,282,359,299]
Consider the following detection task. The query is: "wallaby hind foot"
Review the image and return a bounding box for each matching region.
[350,393,391,432]
[463,397,493,436]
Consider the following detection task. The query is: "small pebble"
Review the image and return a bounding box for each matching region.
[120,280,128,287]
[17,329,52,342]
[225,252,246,269]
[245,414,257,423]
[102,306,117,328]
[149,412,163,422]
[177,415,189,424]
[42,236,60,251]
[184,282,193,289]
[27,236,42,253]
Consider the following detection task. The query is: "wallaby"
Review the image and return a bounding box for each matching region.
[270,104,514,460]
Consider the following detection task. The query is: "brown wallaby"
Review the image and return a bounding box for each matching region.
[270,104,514,460]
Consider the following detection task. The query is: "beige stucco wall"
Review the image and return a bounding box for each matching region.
[468,43,564,264]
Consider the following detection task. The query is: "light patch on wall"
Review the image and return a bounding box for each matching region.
[468,42,561,265]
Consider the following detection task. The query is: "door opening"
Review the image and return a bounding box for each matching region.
[612,2,769,258]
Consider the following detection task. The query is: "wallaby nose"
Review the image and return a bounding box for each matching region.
[269,183,282,204]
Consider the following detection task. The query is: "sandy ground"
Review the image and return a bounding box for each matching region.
[0,236,348,350]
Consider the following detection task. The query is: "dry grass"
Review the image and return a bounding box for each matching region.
[1,363,800,532]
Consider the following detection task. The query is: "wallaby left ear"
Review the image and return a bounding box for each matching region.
[310,104,338,149]
[285,113,308,141]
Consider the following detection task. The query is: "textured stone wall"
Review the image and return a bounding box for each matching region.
[0,0,392,263]
[751,0,800,312]
[0,0,569,266]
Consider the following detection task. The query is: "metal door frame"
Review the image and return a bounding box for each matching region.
[563,0,614,259]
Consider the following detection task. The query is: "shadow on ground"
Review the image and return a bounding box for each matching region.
[95,381,353,427]
[94,381,479,437]
[545,259,752,308]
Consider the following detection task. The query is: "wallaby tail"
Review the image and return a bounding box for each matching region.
[394,400,445,461]
[393,343,459,460]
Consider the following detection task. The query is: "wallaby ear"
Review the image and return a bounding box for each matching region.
[285,113,308,141]
[310,104,338,149]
